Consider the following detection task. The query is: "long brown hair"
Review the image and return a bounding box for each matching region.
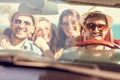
[56,9,81,49]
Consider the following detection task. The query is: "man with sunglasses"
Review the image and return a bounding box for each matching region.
[80,10,115,50]
[0,12,44,56]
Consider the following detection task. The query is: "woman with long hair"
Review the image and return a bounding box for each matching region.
[56,9,82,49]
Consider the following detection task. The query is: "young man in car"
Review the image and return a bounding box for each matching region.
[0,12,44,56]
[79,9,116,50]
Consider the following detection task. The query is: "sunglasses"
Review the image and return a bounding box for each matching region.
[62,20,78,27]
[14,19,31,26]
[86,23,108,31]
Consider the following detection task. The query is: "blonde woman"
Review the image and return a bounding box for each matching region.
[32,17,57,59]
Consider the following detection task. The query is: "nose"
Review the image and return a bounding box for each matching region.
[19,22,24,28]
[94,27,99,32]
[42,29,47,36]
[68,23,74,31]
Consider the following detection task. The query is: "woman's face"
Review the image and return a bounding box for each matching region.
[35,20,52,43]
[61,15,80,38]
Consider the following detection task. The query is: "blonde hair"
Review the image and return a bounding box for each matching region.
[32,17,57,53]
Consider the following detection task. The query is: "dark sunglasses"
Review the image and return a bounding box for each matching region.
[14,19,31,26]
[62,20,78,27]
[86,23,108,31]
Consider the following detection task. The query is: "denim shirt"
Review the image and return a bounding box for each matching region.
[22,40,44,56]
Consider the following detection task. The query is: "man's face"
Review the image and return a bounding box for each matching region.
[84,17,108,40]
[11,13,34,40]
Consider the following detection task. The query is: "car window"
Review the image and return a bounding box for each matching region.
[1,1,120,80]
[0,1,120,60]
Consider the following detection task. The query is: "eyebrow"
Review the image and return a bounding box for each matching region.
[14,19,32,25]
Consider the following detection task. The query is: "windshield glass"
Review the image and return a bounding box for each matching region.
[0,1,120,64]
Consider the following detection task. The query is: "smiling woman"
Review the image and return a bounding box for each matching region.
[56,9,81,49]
[32,17,56,59]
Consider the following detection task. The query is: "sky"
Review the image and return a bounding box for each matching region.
[0,2,120,39]
[0,3,120,26]
[38,3,120,24]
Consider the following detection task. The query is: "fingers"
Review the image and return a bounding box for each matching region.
[35,37,49,50]
[54,48,64,60]
[0,39,14,49]
[0,39,8,48]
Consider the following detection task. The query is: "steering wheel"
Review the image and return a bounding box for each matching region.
[75,40,115,48]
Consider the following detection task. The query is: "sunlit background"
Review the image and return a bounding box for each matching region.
[0,3,120,39]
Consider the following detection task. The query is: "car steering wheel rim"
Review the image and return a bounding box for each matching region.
[75,40,115,48]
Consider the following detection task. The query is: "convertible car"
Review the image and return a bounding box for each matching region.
[0,0,120,80]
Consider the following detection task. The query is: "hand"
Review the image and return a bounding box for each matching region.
[35,37,54,59]
[54,48,64,60]
[0,38,16,49]
[35,37,50,51]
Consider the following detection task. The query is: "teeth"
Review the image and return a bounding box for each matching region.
[16,28,25,32]
[92,34,100,37]
[92,32,101,36]
[69,30,75,33]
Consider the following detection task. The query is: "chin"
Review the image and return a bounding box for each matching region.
[15,35,26,40]
[93,37,102,40]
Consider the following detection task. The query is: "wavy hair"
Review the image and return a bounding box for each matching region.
[56,9,81,49]
[32,17,57,53]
